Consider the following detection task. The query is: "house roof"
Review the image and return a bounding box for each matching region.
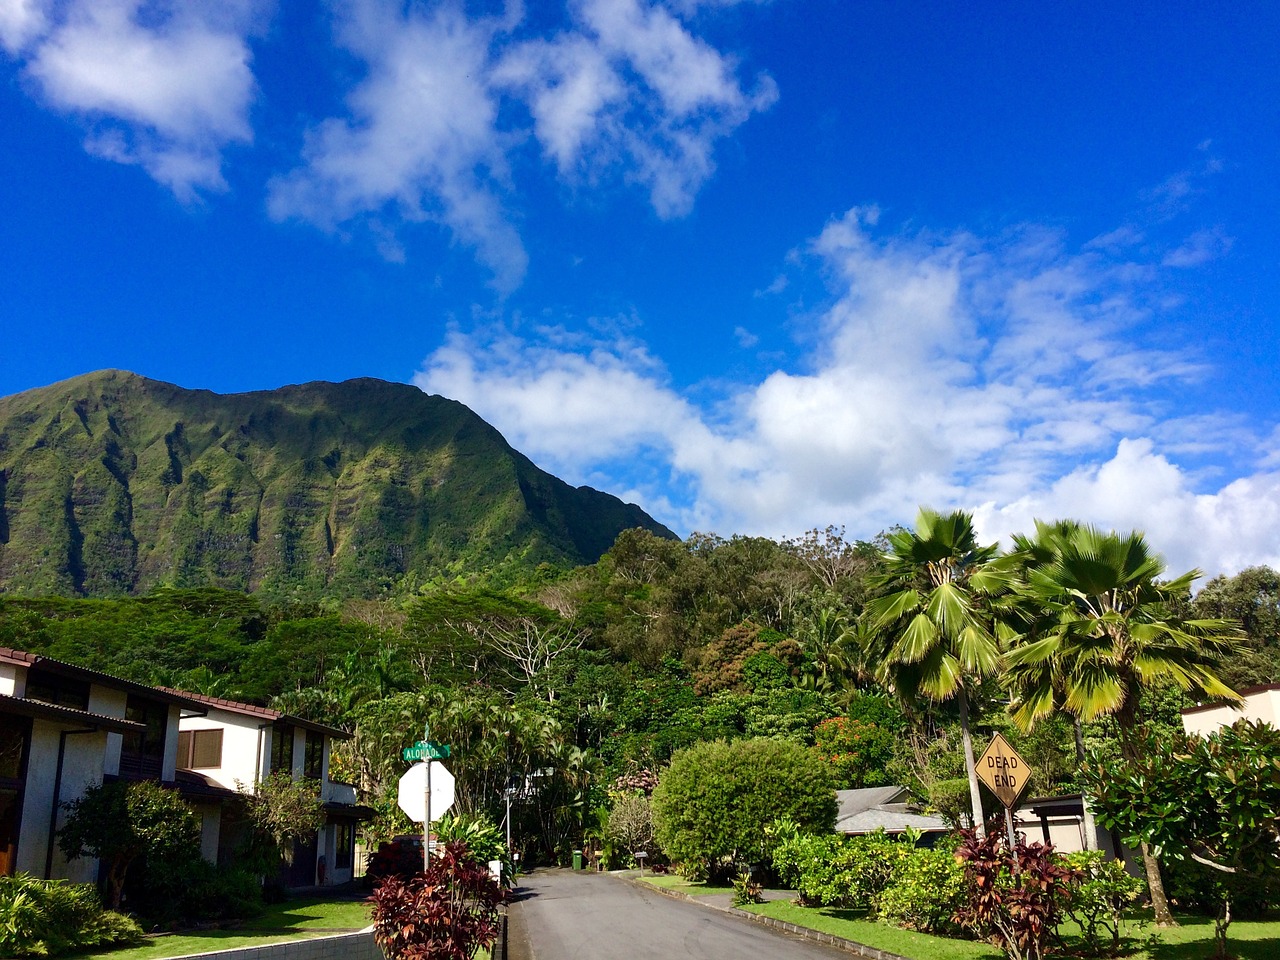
[322,800,378,821]
[0,692,144,734]
[0,647,210,714]
[160,687,350,740]
[174,768,240,801]
[834,786,949,835]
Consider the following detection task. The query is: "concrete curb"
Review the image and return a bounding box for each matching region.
[623,876,912,960]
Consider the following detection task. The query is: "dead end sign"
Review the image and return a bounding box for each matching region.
[976,732,1031,808]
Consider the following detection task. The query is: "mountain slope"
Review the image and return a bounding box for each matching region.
[0,371,674,597]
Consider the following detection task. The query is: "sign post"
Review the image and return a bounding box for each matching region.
[398,728,453,871]
[975,733,1032,848]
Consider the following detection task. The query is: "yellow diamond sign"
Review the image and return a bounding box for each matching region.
[976,733,1031,808]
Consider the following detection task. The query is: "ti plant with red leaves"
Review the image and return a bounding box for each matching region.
[953,829,1076,960]
[370,841,506,960]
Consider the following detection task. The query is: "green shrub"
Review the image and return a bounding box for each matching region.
[0,874,143,957]
[435,812,508,870]
[732,868,765,905]
[874,846,966,934]
[770,830,916,908]
[652,738,834,880]
[1059,851,1145,956]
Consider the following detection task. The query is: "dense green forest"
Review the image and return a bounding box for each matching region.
[3,520,1275,865]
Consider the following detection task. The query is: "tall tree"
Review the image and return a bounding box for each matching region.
[1004,524,1242,926]
[860,508,1018,838]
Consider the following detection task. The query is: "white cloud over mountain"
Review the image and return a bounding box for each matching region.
[416,207,1279,578]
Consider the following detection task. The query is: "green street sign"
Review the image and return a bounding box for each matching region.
[402,740,451,762]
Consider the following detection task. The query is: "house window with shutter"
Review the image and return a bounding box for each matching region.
[177,729,224,769]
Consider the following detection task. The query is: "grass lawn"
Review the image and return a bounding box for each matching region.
[739,900,1280,960]
[742,901,1001,960]
[639,875,734,895]
[72,896,373,960]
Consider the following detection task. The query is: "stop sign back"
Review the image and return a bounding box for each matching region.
[397,761,455,823]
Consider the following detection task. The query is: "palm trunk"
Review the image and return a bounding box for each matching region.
[957,686,986,839]
[1073,718,1098,851]
[1117,711,1176,927]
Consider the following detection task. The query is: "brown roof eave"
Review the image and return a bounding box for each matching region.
[0,648,209,714]
[0,693,144,734]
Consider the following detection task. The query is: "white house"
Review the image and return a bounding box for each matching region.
[0,647,208,882]
[1182,683,1280,737]
[168,690,372,887]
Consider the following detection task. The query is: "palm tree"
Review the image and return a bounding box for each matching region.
[1004,523,1242,926]
[861,508,1019,838]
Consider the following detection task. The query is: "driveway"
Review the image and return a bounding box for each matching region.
[507,869,852,960]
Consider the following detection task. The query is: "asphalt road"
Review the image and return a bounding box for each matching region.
[507,870,852,960]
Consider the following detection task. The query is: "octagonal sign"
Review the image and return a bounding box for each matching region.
[397,761,455,823]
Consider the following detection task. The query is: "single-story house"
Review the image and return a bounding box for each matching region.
[834,786,950,840]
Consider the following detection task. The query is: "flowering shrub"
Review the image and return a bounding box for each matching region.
[611,768,659,795]
[812,717,894,788]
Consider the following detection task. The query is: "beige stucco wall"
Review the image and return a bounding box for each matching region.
[1183,688,1280,737]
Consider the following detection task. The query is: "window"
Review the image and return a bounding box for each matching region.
[304,730,323,780]
[24,669,89,710]
[334,821,354,870]
[121,696,167,780]
[177,729,223,769]
[271,725,295,774]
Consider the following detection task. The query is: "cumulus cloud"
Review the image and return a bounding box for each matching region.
[2,0,263,199]
[267,1,527,291]
[271,0,774,288]
[415,209,1277,578]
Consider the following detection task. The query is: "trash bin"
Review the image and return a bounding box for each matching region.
[573,850,583,871]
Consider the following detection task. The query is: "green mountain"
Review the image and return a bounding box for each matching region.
[0,370,674,598]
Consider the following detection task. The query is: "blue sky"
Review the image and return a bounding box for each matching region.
[2,0,1278,577]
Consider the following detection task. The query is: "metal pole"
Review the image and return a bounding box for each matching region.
[424,724,431,873]
[1004,805,1016,850]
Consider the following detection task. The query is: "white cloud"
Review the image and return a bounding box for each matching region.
[415,209,1278,578]
[4,0,262,199]
[269,0,775,288]
[0,0,49,52]
[499,0,780,216]
[1163,227,1233,268]
[268,1,527,292]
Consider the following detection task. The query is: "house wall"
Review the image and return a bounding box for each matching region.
[0,663,21,697]
[1183,688,1280,737]
[15,722,108,881]
[92,686,128,776]
[181,710,270,792]
[189,799,223,863]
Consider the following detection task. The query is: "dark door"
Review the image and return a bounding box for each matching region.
[287,832,318,887]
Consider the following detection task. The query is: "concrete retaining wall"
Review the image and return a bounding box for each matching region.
[174,930,382,960]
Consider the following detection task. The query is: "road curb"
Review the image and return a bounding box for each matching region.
[623,876,912,960]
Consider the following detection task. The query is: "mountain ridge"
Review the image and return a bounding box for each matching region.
[0,370,674,598]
